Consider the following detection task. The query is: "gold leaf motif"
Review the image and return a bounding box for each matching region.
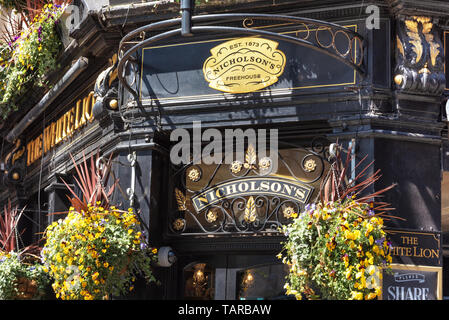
[405,19,423,63]
[408,32,423,63]
[425,33,441,67]
[405,19,419,33]
[244,196,257,223]
[245,144,257,166]
[175,188,187,211]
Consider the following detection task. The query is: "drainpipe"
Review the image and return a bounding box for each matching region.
[6,57,89,143]
[181,0,193,36]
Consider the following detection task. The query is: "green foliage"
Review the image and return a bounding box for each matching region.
[0,251,50,300]
[0,3,64,119]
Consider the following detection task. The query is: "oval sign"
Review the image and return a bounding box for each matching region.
[203,37,287,94]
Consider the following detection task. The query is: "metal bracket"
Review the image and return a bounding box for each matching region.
[126,151,137,207]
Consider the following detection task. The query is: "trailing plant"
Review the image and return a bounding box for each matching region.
[0,200,50,300]
[280,143,401,300]
[0,3,66,119]
[42,152,157,300]
[0,251,49,299]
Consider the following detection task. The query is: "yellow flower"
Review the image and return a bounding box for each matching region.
[366,292,378,300]
[351,291,363,300]
[367,265,376,276]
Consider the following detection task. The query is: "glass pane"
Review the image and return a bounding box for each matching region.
[184,263,215,300]
[236,264,291,300]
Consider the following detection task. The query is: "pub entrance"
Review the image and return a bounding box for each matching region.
[179,253,290,300]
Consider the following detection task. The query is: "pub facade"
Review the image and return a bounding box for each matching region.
[1,0,449,300]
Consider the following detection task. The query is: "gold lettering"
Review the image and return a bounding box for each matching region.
[62,112,69,140]
[83,92,95,123]
[55,117,62,144]
[75,99,82,129]
[26,142,33,166]
[33,135,42,161]
[431,249,439,258]
[401,236,418,245]
[50,122,56,148]
[26,90,97,167]
[405,247,412,256]
[65,109,74,137]
[43,126,51,154]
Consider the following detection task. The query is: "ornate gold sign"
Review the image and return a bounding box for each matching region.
[202,37,286,93]
[190,177,313,213]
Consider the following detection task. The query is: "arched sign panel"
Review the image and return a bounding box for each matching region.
[169,146,330,235]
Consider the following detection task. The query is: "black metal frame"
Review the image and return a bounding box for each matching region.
[117,12,366,100]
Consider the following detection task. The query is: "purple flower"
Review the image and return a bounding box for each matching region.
[140,242,148,250]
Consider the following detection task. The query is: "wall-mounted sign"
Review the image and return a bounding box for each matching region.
[385,230,441,267]
[139,25,359,103]
[26,90,95,166]
[202,37,286,94]
[381,264,442,300]
[191,177,313,212]
[170,145,329,235]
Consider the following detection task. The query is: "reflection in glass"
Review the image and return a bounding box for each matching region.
[184,263,214,300]
[237,264,292,300]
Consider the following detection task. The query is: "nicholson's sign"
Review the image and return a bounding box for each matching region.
[202,37,286,93]
[139,25,359,103]
[191,177,313,212]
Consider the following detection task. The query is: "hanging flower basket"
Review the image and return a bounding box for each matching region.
[281,199,393,300]
[0,251,50,300]
[279,144,399,300]
[41,205,157,300]
[15,277,38,300]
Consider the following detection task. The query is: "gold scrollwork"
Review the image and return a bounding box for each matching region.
[242,18,255,29]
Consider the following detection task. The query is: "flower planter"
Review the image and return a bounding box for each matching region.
[14,277,38,300]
